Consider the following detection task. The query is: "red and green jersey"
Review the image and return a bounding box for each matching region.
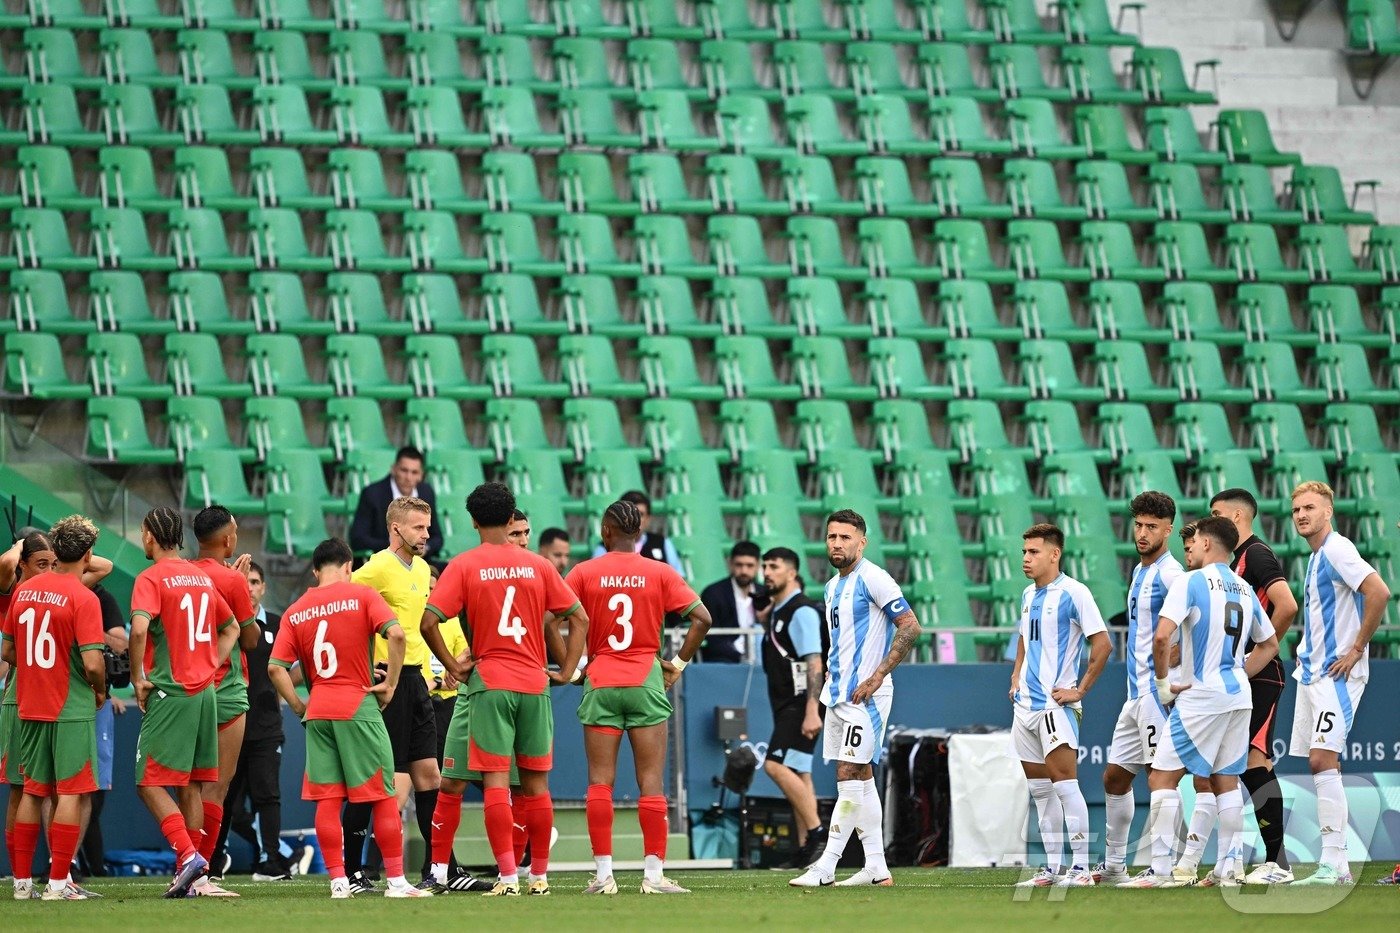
[566,551,701,688]
[192,557,256,689]
[0,587,15,708]
[130,560,236,695]
[271,581,398,721]
[1,573,104,721]
[427,542,580,695]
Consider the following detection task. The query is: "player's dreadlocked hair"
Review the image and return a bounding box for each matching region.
[603,499,643,538]
[142,507,184,551]
[18,531,52,565]
[49,515,99,563]
[465,482,516,528]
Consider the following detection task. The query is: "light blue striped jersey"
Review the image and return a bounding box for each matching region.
[823,559,910,705]
[1126,551,1184,700]
[1159,563,1273,713]
[1295,532,1378,686]
[1014,574,1107,712]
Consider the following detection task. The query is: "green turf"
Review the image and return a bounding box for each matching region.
[4,865,1398,931]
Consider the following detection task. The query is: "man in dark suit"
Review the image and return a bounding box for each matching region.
[699,541,765,663]
[349,446,443,563]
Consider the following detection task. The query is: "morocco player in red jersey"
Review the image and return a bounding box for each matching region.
[1,516,107,901]
[268,537,429,900]
[568,500,712,895]
[128,508,240,899]
[190,505,262,876]
[421,482,588,897]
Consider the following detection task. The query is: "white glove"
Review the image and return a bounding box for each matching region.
[1155,676,1175,708]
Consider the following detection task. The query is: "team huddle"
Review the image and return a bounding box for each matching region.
[0,475,1387,900]
[1004,481,1390,889]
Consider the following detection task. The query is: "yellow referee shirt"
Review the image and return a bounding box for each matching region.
[353,549,432,672]
[427,617,469,700]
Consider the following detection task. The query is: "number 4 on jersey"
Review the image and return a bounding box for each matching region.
[498,584,526,645]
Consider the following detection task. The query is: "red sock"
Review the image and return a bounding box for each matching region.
[372,797,404,879]
[315,798,346,880]
[513,819,528,865]
[12,820,40,879]
[198,802,223,862]
[586,784,614,857]
[482,786,517,878]
[431,791,463,866]
[638,795,669,861]
[516,793,553,878]
[4,828,15,874]
[48,821,81,885]
[159,813,197,862]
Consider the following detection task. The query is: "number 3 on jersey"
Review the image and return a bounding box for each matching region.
[498,584,526,645]
[607,592,634,651]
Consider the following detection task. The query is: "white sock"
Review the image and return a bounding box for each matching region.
[594,855,613,879]
[859,778,888,877]
[815,780,863,877]
[1053,780,1090,870]
[1104,790,1133,868]
[499,872,519,885]
[1149,788,1181,875]
[1314,769,1348,872]
[431,861,448,885]
[1215,788,1244,878]
[48,878,67,892]
[387,875,409,888]
[528,873,547,885]
[643,854,663,884]
[1179,792,1216,870]
[1028,778,1065,874]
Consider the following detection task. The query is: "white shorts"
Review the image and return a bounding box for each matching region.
[1154,703,1249,777]
[1107,695,1170,772]
[822,696,892,766]
[1009,704,1080,765]
[1289,677,1366,757]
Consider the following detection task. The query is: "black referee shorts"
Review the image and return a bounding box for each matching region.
[766,697,821,775]
[381,673,437,772]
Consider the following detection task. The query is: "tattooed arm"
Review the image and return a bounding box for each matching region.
[850,610,921,703]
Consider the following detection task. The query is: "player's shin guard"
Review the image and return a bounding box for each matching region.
[1053,780,1090,869]
[1149,789,1181,875]
[199,802,224,863]
[586,784,614,859]
[1313,769,1348,872]
[638,795,669,862]
[1215,788,1244,878]
[159,812,197,862]
[1104,791,1133,867]
[482,786,518,881]
[1180,792,1216,870]
[12,821,39,880]
[47,821,80,887]
[1027,779,1064,874]
[859,779,888,876]
[371,797,405,881]
[316,799,347,880]
[1242,766,1288,869]
[517,793,553,878]
[815,781,863,877]
[429,790,463,883]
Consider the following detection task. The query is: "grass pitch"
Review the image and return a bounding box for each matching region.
[4,864,1397,932]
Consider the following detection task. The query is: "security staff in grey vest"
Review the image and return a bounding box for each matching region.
[757,547,829,870]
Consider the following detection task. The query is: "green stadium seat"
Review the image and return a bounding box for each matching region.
[1171,401,1245,460]
[167,207,254,272]
[714,399,782,462]
[556,274,641,337]
[325,149,408,213]
[480,151,560,215]
[1322,403,1393,462]
[21,85,102,147]
[1244,402,1312,460]
[946,397,1019,460]
[10,207,94,271]
[86,331,171,398]
[1086,279,1170,342]
[869,336,953,401]
[1008,218,1089,281]
[406,86,489,148]
[1129,46,1214,104]
[89,207,175,271]
[403,150,486,214]
[264,492,332,557]
[1238,342,1328,405]
[934,218,1014,282]
[325,396,394,459]
[930,96,1013,156]
[1019,338,1102,401]
[790,398,865,463]
[325,208,410,273]
[166,270,251,335]
[555,87,641,148]
[1143,106,1223,165]
[1306,285,1388,347]
[1093,339,1176,402]
[1214,109,1300,165]
[166,395,252,462]
[7,269,89,333]
[1081,220,1165,282]
[483,398,557,459]
[86,270,173,334]
[241,148,321,211]
[1062,46,1140,103]
[783,154,867,215]
[987,43,1068,101]
[783,277,861,338]
[97,27,173,86]
[1012,280,1096,342]
[24,27,99,88]
[639,397,707,458]
[329,86,414,148]
[911,0,992,43]
[559,333,646,398]
[791,335,877,401]
[473,272,553,335]
[1225,222,1308,284]
[700,215,781,278]
[581,448,648,499]
[557,152,635,216]
[843,41,915,98]
[18,145,99,210]
[1024,400,1102,461]
[715,334,800,401]
[1295,224,1380,286]
[97,146,177,211]
[703,153,788,215]
[983,0,1065,45]
[782,93,862,156]
[912,42,991,101]
[861,278,941,340]
[1191,450,1268,508]
[767,0,843,40]
[243,401,321,457]
[553,37,623,94]
[703,275,784,337]
[1366,225,1400,282]
[557,213,642,276]
[404,396,474,456]
[404,210,487,274]
[252,85,338,147]
[1158,280,1230,344]
[1146,162,1230,224]
[563,397,643,461]
[246,333,333,398]
[996,158,1079,221]
[769,40,841,100]
[185,449,263,512]
[1094,401,1173,462]
[857,93,935,155]
[857,218,939,280]
[636,89,719,151]
[244,270,325,335]
[943,337,1025,401]
[1116,451,1196,512]
[626,38,703,98]
[1056,0,1143,45]
[401,31,475,88]
[399,273,482,336]
[164,332,252,398]
[86,396,176,464]
[698,38,768,100]
[1290,165,1376,225]
[177,28,258,87]
[3,331,89,398]
[936,279,1016,340]
[1149,221,1235,283]
[869,401,942,464]
[176,85,260,146]
[403,334,490,401]
[325,333,410,400]
[478,34,546,89]
[485,332,571,399]
[925,157,1008,219]
[1075,160,1156,222]
[327,30,403,89]
[1313,343,1392,404]
[631,153,712,214]
[1004,98,1082,160]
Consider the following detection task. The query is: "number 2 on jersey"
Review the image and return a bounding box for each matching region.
[498,585,526,645]
[17,607,56,669]
[179,592,211,652]
[607,592,634,651]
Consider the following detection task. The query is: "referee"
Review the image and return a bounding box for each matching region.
[343,496,443,894]
[757,547,828,870]
[1209,489,1299,884]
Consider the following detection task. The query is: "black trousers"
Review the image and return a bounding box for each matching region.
[215,736,285,868]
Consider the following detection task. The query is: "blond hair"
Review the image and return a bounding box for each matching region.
[1291,480,1334,504]
[386,496,431,527]
[49,514,99,563]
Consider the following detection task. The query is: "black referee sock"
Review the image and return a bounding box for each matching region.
[1242,766,1289,869]
[416,789,439,878]
[342,802,375,875]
